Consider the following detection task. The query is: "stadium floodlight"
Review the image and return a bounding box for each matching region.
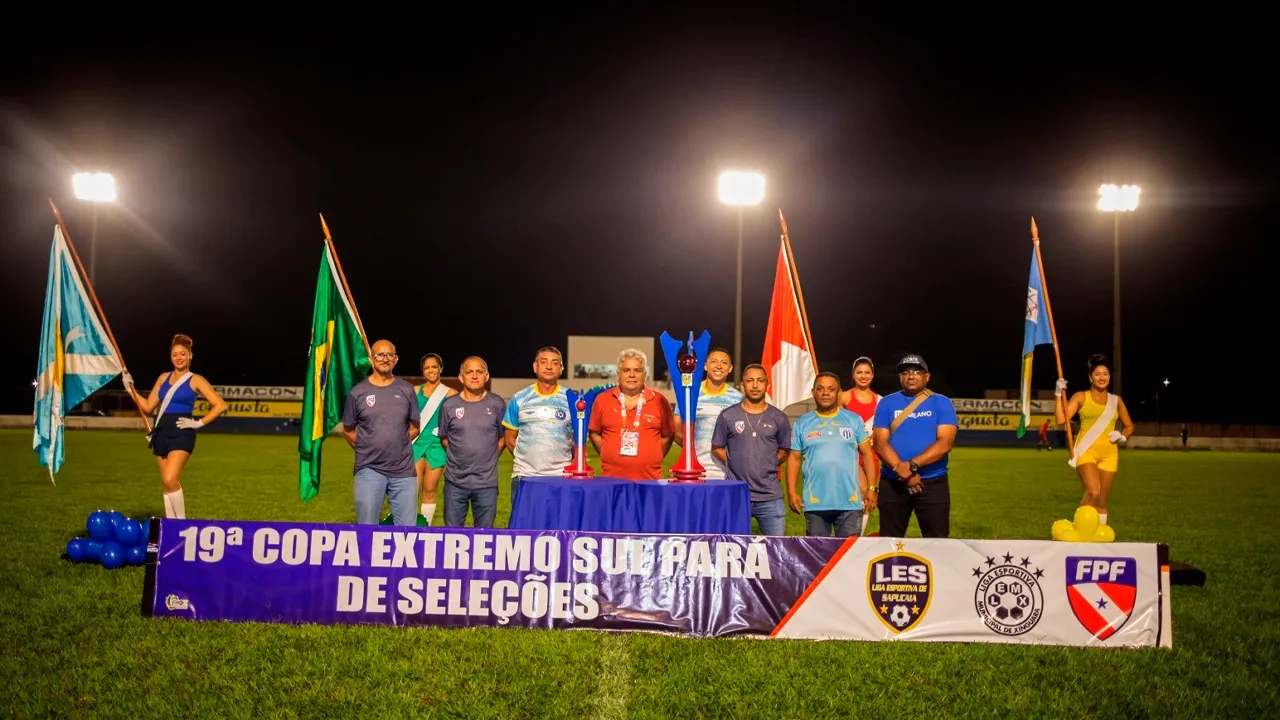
[72,172,118,284]
[1097,183,1140,212]
[718,171,765,207]
[718,170,766,384]
[1098,183,1141,396]
[73,172,117,203]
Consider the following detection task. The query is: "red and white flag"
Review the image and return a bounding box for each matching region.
[762,210,818,411]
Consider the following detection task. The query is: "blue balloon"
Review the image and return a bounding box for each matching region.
[84,539,102,561]
[66,538,86,562]
[86,512,113,541]
[138,519,152,543]
[125,544,147,566]
[114,519,142,547]
[107,511,126,532]
[100,541,125,569]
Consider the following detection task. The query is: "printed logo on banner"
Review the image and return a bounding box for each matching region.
[164,594,192,612]
[973,551,1045,636]
[1065,556,1138,641]
[867,541,933,633]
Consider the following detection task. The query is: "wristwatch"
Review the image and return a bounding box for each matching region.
[864,485,877,494]
[908,460,920,474]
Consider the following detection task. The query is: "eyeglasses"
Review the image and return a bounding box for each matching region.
[372,352,397,361]
[899,369,926,376]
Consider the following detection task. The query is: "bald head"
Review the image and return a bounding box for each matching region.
[369,339,398,377]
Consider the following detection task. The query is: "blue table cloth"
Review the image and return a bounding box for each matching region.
[509,477,752,535]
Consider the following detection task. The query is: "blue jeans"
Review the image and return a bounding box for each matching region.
[751,498,787,536]
[444,481,498,528]
[354,468,418,525]
[804,509,864,538]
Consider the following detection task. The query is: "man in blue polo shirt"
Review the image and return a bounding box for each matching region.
[786,372,880,538]
[872,353,958,538]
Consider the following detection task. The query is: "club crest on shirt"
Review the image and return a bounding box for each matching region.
[840,427,854,440]
[365,394,376,407]
[555,408,567,420]
[734,420,745,434]
[454,407,465,419]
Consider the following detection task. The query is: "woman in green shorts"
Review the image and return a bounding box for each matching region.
[414,354,456,525]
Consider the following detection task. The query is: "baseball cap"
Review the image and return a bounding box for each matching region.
[897,354,928,372]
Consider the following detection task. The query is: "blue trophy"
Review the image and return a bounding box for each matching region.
[563,384,612,478]
[660,330,712,482]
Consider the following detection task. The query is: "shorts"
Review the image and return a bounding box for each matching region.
[1076,443,1118,472]
[151,415,197,458]
[414,438,446,469]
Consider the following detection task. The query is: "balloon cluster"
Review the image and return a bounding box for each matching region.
[1051,506,1115,543]
[64,510,151,568]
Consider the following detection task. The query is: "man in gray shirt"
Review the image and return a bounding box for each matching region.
[438,356,507,527]
[712,364,793,535]
[342,339,420,525]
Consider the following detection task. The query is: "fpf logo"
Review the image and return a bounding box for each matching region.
[867,542,932,634]
[1065,556,1138,641]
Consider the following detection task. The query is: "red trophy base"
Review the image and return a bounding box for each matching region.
[563,464,595,479]
[668,453,706,483]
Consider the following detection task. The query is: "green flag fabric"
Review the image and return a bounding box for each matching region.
[298,245,370,501]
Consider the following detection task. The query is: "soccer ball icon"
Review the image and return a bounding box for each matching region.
[889,604,912,628]
[986,581,1030,624]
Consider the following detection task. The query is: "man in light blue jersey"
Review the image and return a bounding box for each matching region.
[673,347,743,479]
[503,346,573,499]
[786,372,880,538]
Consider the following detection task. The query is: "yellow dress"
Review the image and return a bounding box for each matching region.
[1075,392,1119,471]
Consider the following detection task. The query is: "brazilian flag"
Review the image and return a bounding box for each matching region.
[298,243,370,501]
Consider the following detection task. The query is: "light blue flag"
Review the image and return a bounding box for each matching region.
[1017,249,1055,437]
[33,225,123,481]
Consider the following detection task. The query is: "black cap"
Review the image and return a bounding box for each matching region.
[897,354,928,372]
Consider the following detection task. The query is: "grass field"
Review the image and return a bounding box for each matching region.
[1,428,1277,718]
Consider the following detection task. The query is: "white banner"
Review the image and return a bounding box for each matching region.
[772,537,1171,648]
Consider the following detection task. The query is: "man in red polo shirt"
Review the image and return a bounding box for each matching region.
[589,348,675,479]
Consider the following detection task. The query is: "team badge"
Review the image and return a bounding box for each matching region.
[555,408,567,420]
[867,542,932,634]
[1065,556,1138,641]
[734,421,745,434]
[454,407,465,419]
[973,551,1045,636]
[840,427,854,440]
[365,394,376,407]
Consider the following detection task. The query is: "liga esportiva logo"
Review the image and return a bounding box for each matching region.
[973,551,1045,635]
[867,542,932,634]
[1065,556,1138,641]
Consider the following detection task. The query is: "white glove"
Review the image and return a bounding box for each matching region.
[1108,430,1126,445]
[176,417,204,430]
[121,371,135,392]
[1055,378,1068,397]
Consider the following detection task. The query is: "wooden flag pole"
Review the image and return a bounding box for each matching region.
[319,214,372,356]
[1032,217,1073,455]
[48,200,152,434]
[779,209,819,374]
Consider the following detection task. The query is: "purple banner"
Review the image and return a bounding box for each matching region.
[144,519,844,637]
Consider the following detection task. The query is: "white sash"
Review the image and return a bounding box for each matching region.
[419,384,448,438]
[1069,393,1117,468]
[148,372,192,442]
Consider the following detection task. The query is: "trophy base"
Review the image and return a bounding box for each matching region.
[669,469,706,483]
[563,465,595,479]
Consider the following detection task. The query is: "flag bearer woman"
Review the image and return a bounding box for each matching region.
[124,334,226,519]
[413,353,456,525]
[1055,354,1135,526]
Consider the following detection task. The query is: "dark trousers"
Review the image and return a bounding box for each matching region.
[878,475,951,538]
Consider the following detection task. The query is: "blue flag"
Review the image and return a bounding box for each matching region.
[33,226,123,481]
[1018,249,1054,437]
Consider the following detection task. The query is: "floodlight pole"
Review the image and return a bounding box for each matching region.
[1112,211,1121,397]
[734,207,743,384]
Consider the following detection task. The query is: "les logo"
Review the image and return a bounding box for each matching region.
[867,542,933,634]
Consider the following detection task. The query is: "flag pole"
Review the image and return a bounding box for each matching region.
[1031,217,1073,455]
[779,209,819,374]
[48,200,152,434]
[319,214,372,356]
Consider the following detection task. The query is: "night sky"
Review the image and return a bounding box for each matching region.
[1,21,1275,422]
